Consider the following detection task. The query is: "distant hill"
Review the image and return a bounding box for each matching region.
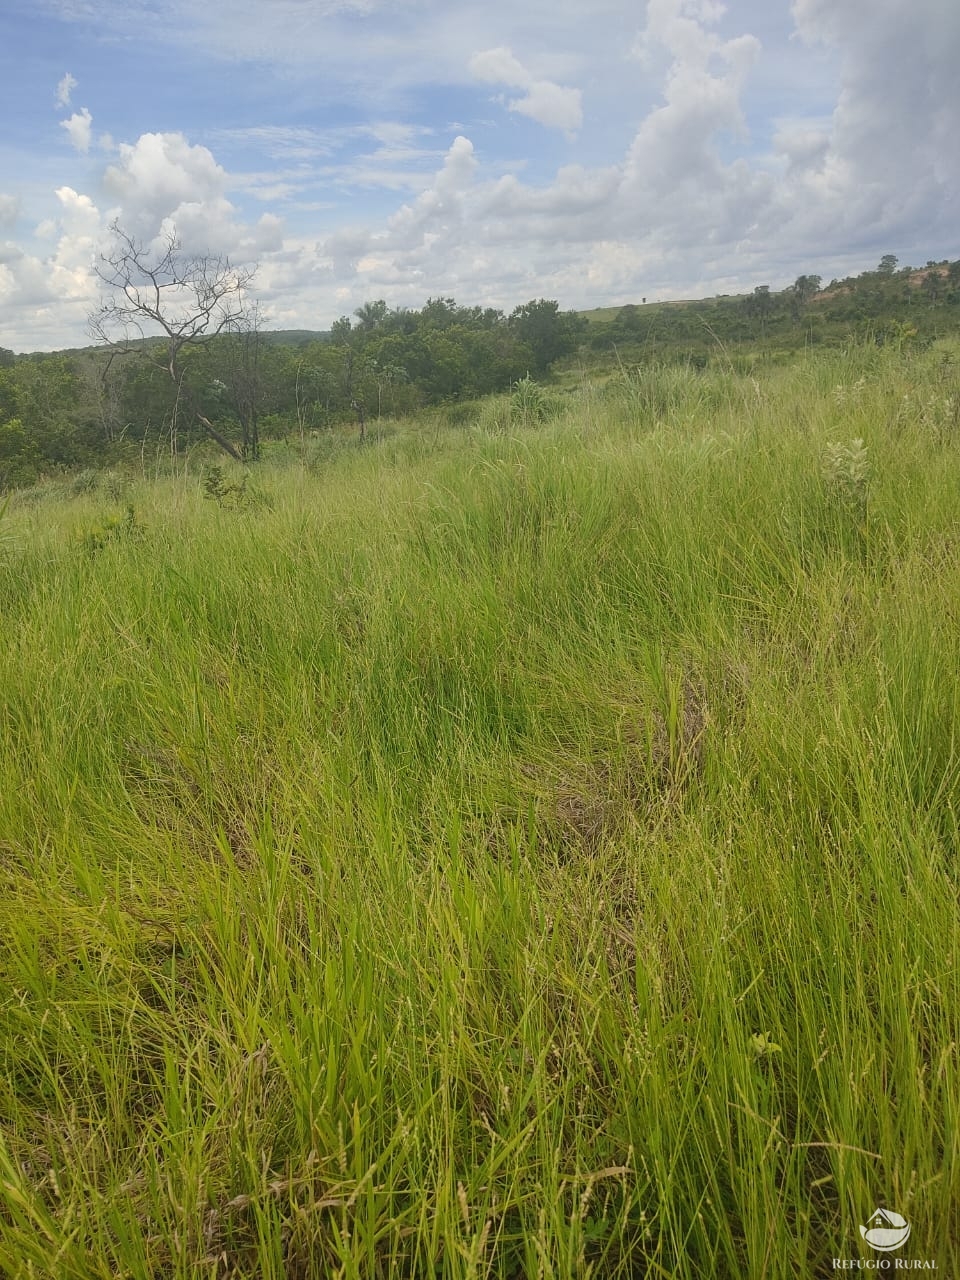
[260,329,330,347]
[571,257,960,366]
[577,262,959,326]
[16,328,331,360]
[10,255,958,361]
[578,298,700,325]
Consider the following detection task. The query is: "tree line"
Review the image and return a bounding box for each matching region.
[0,225,586,487]
[2,232,959,491]
[586,257,960,364]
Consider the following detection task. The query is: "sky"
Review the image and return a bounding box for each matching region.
[0,0,957,352]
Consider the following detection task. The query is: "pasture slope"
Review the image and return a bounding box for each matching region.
[0,343,958,1277]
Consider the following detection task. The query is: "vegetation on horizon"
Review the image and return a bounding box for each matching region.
[1,340,958,1275]
[1,249,959,492]
[582,255,960,364]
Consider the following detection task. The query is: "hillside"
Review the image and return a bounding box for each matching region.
[1,342,958,1273]
[574,256,960,366]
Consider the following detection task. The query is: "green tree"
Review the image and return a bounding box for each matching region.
[354,300,389,335]
[0,365,18,424]
[920,271,943,305]
[0,355,101,487]
[330,316,354,345]
[0,417,40,488]
[419,297,464,331]
[747,285,774,339]
[367,360,408,419]
[508,299,584,374]
[792,274,822,305]
[215,311,267,460]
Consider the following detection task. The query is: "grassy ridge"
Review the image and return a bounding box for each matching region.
[1,345,959,1276]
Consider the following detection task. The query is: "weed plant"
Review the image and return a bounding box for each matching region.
[0,343,958,1276]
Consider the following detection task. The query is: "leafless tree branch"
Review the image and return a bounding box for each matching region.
[88,221,259,461]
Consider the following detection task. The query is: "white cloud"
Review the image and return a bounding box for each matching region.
[104,131,226,205]
[469,46,529,86]
[626,0,761,186]
[383,135,478,250]
[0,184,104,340]
[481,163,621,239]
[98,130,285,272]
[3,0,960,351]
[56,72,78,107]
[469,46,583,137]
[755,0,960,257]
[0,122,288,348]
[60,107,93,153]
[272,0,956,321]
[55,185,99,228]
[509,81,583,136]
[212,125,339,161]
[51,187,102,299]
[0,195,20,228]
[771,119,830,174]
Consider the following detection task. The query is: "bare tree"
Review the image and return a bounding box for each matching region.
[89,221,259,461]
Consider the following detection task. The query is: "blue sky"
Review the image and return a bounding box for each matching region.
[1,0,957,351]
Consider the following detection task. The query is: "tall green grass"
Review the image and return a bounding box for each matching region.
[1,342,958,1276]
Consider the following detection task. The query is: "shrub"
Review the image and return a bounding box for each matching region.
[510,375,550,426]
[201,464,273,511]
[822,437,870,517]
[75,504,143,555]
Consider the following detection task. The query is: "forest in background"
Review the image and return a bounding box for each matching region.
[1,253,959,489]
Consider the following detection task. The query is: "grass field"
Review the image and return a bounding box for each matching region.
[1,343,958,1277]
[578,300,693,324]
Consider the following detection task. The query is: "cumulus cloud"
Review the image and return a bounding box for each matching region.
[383,134,478,248]
[55,185,100,228]
[104,132,228,226]
[96,130,285,279]
[97,131,282,255]
[470,47,530,87]
[279,0,956,322]
[480,163,622,247]
[775,0,960,248]
[0,120,289,349]
[0,184,105,341]
[626,1,761,193]
[469,46,583,137]
[60,107,93,154]
[56,72,78,107]
[51,187,102,297]
[772,119,831,175]
[4,0,960,351]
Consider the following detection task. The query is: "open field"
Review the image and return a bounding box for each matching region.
[578,301,695,325]
[1,344,959,1276]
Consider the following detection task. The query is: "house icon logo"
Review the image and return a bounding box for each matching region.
[860,1208,911,1252]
